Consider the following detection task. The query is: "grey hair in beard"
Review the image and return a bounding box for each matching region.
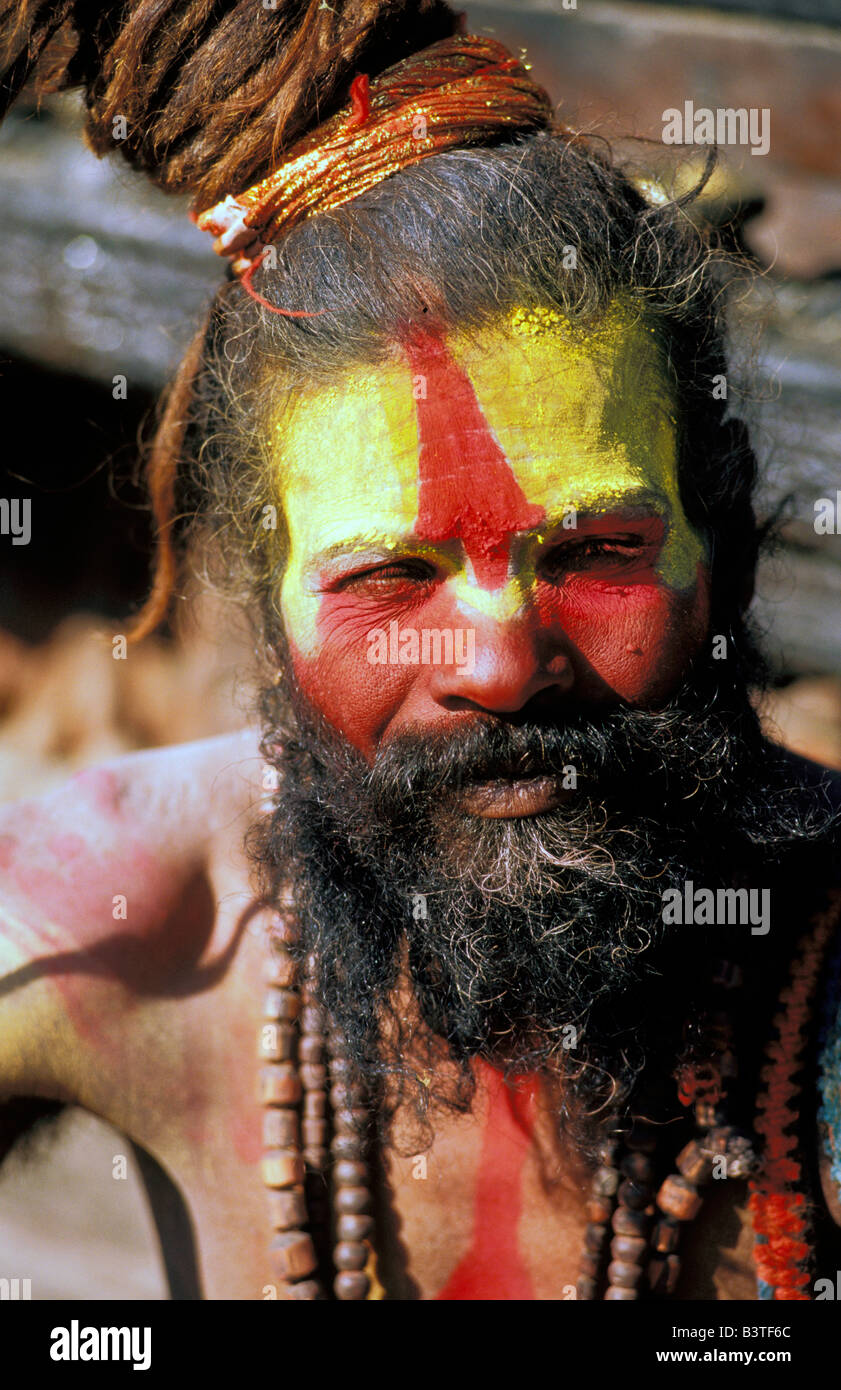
[250,653,840,1158]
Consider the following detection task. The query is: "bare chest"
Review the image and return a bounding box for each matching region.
[138,1121,760,1301]
[68,928,760,1300]
[126,1040,760,1301]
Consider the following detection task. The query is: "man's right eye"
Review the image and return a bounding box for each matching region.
[330,561,436,594]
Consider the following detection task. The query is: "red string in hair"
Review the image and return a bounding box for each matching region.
[239,249,328,318]
[347,73,371,128]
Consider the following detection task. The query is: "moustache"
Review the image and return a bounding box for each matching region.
[360,689,734,817]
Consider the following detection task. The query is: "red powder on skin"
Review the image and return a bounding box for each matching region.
[296,558,709,753]
[403,330,545,590]
[69,768,123,816]
[437,1061,538,1300]
[7,843,160,940]
[229,1109,262,1164]
[534,558,710,696]
[532,515,665,624]
[47,833,88,861]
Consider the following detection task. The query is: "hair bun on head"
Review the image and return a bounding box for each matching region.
[195,33,555,284]
[0,0,460,204]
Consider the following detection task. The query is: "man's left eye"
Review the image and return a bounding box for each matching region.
[541,537,647,574]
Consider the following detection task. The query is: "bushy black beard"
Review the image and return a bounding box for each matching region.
[252,651,838,1157]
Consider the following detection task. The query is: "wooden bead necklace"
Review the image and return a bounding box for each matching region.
[576,957,763,1301]
[259,910,378,1299]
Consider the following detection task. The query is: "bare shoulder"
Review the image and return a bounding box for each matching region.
[0,727,265,949]
[0,728,264,1102]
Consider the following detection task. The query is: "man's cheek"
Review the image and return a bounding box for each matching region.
[315,594,398,648]
[288,633,414,752]
[537,569,710,698]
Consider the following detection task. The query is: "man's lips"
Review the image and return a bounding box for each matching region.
[451,775,572,818]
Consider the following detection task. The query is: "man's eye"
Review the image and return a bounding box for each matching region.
[333,561,435,593]
[542,537,647,574]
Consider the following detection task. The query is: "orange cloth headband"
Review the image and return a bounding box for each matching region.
[194,34,556,279]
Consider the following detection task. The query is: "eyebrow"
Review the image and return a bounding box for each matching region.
[302,535,437,581]
[540,488,671,531]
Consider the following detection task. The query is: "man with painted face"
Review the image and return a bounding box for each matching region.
[1,2,841,1304]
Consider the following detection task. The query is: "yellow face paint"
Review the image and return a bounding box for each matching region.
[448,298,704,589]
[274,362,423,656]
[271,300,706,659]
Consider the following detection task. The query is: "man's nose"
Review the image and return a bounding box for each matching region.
[428,616,574,715]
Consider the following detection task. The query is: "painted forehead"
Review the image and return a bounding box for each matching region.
[273,301,681,534]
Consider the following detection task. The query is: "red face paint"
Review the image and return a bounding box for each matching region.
[403,330,545,589]
[437,1060,538,1299]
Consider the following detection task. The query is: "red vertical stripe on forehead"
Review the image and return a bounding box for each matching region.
[403,329,545,590]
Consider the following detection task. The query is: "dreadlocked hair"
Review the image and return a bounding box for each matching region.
[1,0,762,657]
[0,0,457,202]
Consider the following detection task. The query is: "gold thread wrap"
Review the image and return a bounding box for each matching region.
[194,35,556,273]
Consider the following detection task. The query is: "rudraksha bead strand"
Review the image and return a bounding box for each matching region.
[605,1127,658,1300]
[327,1026,374,1300]
[299,956,329,1170]
[577,1135,620,1299]
[617,1125,658,1291]
[298,953,333,1285]
[259,913,323,1299]
[645,974,759,1299]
